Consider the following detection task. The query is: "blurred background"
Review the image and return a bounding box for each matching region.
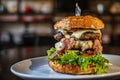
[0,0,120,80]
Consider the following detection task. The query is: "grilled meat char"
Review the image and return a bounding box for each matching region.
[80,32,101,40]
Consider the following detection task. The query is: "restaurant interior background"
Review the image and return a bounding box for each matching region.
[0,0,120,80]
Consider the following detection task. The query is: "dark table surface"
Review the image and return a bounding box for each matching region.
[0,45,120,80]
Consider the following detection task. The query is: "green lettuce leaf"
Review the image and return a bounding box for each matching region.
[47,47,109,74]
[47,47,56,59]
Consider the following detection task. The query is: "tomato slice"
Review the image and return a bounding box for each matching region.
[80,53,94,56]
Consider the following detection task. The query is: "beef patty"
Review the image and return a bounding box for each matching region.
[54,31,101,41]
[79,32,101,40]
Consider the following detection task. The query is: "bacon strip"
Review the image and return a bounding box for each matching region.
[61,38,74,50]
[93,39,102,54]
[50,50,61,59]
[80,39,102,56]
[50,38,75,58]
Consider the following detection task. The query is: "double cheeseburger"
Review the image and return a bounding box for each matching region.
[47,15,109,74]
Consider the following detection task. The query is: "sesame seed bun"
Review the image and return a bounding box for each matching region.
[54,15,104,30]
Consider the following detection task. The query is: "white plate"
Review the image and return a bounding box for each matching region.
[10,54,120,80]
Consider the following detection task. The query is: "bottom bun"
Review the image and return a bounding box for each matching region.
[48,61,94,75]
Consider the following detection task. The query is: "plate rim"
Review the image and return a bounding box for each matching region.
[10,54,120,79]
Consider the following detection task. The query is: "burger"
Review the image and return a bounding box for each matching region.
[47,15,109,74]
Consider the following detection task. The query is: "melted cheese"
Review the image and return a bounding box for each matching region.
[58,29,70,38]
[55,42,63,50]
[79,41,93,51]
[55,40,93,51]
[58,29,101,39]
[71,30,101,39]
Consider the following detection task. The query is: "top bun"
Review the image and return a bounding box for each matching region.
[54,15,104,30]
